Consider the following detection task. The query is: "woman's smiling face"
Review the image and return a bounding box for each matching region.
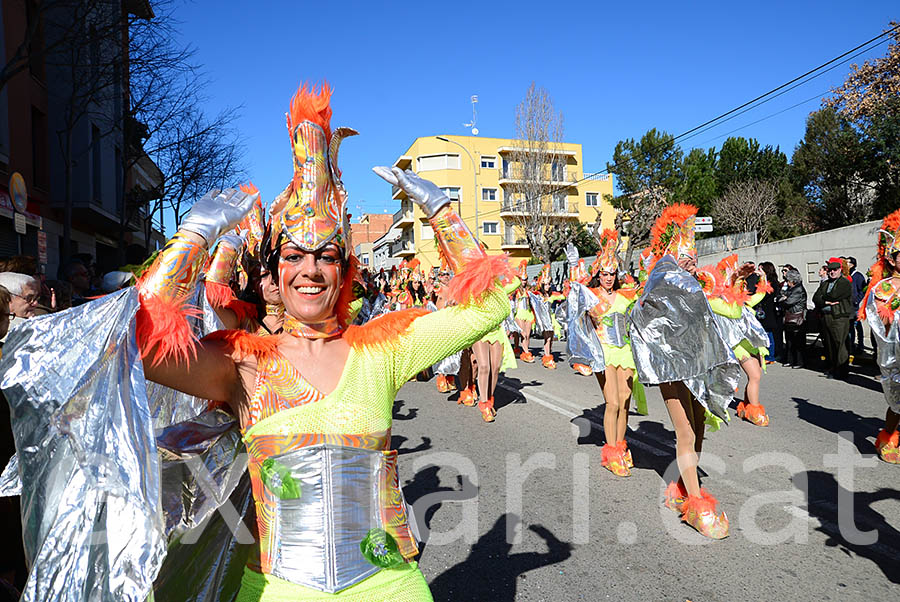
[277,243,344,323]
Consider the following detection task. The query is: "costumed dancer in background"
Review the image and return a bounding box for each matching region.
[512,260,536,363]
[860,208,900,464]
[696,255,772,427]
[2,84,516,601]
[566,252,594,377]
[530,264,565,369]
[429,268,461,394]
[628,204,741,539]
[566,233,640,477]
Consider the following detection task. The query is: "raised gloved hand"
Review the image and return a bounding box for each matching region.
[564,242,580,268]
[180,188,260,244]
[372,166,449,218]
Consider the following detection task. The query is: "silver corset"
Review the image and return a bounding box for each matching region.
[262,444,412,594]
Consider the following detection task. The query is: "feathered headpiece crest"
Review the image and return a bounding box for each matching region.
[237,182,266,262]
[649,203,698,261]
[592,229,620,275]
[270,83,358,258]
[860,208,900,320]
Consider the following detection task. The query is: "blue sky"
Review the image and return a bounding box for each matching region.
[171,0,897,224]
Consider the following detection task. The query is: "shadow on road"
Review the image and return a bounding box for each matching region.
[392,399,418,420]
[403,465,478,556]
[391,434,433,455]
[790,397,881,455]
[797,470,900,585]
[496,376,543,411]
[427,514,573,602]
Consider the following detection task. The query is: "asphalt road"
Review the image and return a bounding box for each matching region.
[391,343,899,602]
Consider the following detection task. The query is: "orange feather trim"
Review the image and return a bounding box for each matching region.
[204,281,259,324]
[239,181,259,195]
[287,82,332,143]
[135,293,202,367]
[876,429,900,450]
[201,329,280,360]
[681,488,719,518]
[343,307,429,351]
[876,301,895,325]
[649,203,698,256]
[447,254,513,306]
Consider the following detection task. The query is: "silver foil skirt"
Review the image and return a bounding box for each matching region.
[565,283,606,371]
[528,292,554,333]
[866,291,900,412]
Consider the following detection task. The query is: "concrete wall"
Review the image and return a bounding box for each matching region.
[698,221,879,288]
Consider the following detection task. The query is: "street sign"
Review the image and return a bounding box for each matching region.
[694,224,713,233]
[14,212,26,234]
[37,231,48,264]
[696,216,713,225]
[9,172,27,213]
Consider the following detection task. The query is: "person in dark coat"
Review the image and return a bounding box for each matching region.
[812,259,853,378]
[847,256,867,353]
[778,269,808,368]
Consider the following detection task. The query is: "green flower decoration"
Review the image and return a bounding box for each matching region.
[882,281,892,292]
[359,528,405,568]
[892,297,900,311]
[260,458,302,500]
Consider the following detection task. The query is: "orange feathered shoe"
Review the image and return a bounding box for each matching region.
[435,374,449,393]
[519,350,535,363]
[736,401,769,427]
[572,363,593,376]
[875,429,900,464]
[478,397,496,423]
[620,440,633,468]
[664,480,687,513]
[458,385,477,407]
[681,489,729,539]
[541,354,556,369]
[601,443,630,477]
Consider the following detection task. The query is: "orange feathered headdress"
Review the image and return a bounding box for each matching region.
[649,203,697,261]
[273,82,358,258]
[592,229,619,275]
[237,182,266,262]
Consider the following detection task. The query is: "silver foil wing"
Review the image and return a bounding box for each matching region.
[503,299,521,334]
[566,283,605,371]
[146,284,223,429]
[528,292,554,333]
[0,288,166,602]
[628,257,741,420]
[712,306,768,351]
[865,290,900,413]
[152,410,254,602]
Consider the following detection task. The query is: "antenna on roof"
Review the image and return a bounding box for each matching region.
[463,95,478,136]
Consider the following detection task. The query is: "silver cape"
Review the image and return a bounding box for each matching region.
[865,287,900,413]
[0,285,251,602]
[711,305,769,352]
[628,256,741,420]
[528,292,555,334]
[565,283,606,372]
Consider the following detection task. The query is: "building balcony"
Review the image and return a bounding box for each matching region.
[497,146,576,157]
[500,199,579,217]
[501,235,529,250]
[393,240,416,257]
[392,207,414,228]
[392,184,407,200]
[393,155,413,170]
[497,168,578,187]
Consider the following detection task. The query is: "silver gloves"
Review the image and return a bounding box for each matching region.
[565,242,580,268]
[179,188,260,244]
[372,166,450,218]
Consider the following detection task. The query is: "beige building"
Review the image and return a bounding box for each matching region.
[386,134,616,270]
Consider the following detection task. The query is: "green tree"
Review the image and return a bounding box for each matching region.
[675,147,718,216]
[604,128,683,267]
[716,137,788,192]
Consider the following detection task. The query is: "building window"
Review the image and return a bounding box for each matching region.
[586,192,599,207]
[417,154,461,171]
[362,255,370,266]
[482,222,498,235]
[552,192,567,212]
[481,187,497,202]
[92,124,102,202]
[481,155,496,169]
[421,223,434,240]
[441,187,461,205]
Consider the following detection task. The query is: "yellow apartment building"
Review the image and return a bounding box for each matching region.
[385,134,616,271]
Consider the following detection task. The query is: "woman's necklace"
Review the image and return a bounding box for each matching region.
[283,314,344,339]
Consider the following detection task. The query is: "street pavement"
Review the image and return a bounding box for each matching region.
[391,344,899,602]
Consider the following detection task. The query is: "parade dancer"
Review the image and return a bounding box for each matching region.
[512,260,536,362]
[860,208,900,464]
[696,255,772,426]
[530,265,565,369]
[567,254,594,376]
[1,84,515,601]
[566,233,638,476]
[629,204,741,539]
[428,272,460,394]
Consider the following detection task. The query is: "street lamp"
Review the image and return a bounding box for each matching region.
[435,136,479,243]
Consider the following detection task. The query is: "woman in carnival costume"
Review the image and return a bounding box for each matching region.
[565,231,641,477]
[695,255,772,427]
[1,84,515,601]
[530,264,565,369]
[628,204,741,539]
[859,209,900,464]
[428,268,460,394]
[511,260,536,362]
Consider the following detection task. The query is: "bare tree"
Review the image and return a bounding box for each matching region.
[711,179,779,243]
[504,82,575,263]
